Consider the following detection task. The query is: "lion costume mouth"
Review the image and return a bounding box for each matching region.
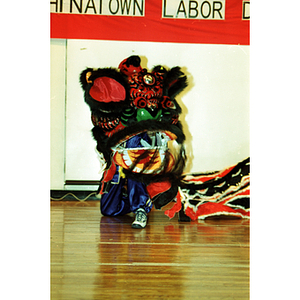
[111,130,177,174]
[104,120,186,179]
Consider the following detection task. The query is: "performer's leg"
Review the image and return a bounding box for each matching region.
[127,179,153,229]
[100,178,131,216]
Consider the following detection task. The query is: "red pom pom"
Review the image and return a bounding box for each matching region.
[89,77,126,103]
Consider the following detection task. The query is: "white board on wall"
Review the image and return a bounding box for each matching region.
[65,39,249,181]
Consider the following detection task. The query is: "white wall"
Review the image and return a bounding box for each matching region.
[50,39,66,189]
[50,39,249,188]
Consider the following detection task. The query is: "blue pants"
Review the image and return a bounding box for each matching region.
[100,166,153,216]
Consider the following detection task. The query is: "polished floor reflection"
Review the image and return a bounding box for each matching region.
[51,201,249,299]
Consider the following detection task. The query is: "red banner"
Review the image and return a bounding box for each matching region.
[50,0,249,45]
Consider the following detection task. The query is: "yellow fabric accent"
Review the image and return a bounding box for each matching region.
[119,167,126,178]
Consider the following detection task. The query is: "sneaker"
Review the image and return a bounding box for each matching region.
[132,208,147,229]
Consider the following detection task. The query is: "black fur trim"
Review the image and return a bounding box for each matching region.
[79,68,94,91]
[123,55,141,67]
[91,126,112,164]
[163,67,188,99]
[152,65,167,74]
[106,120,186,149]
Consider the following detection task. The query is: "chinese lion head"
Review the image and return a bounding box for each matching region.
[80,55,188,209]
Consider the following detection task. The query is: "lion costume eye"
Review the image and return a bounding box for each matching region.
[133,97,147,108]
[143,74,155,86]
[161,96,176,109]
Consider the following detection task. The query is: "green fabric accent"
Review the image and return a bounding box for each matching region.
[136,109,162,122]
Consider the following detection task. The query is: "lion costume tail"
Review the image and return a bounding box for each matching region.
[165,157,250,221]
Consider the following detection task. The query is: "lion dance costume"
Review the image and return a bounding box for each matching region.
[80,56,249,228]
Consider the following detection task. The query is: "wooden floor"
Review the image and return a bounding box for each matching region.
[51,201,249,300]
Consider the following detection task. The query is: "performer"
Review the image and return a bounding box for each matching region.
[80,55,188,228]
